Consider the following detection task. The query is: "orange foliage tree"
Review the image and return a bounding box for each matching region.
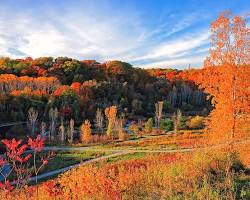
[0,74,60,95]
[80,120,92,143]
[196,11,250,143]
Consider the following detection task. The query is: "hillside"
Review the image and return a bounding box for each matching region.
[0,57,210,123]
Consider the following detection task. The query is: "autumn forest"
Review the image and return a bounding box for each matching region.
[0,5,249,200]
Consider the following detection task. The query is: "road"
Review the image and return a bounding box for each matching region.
[0,121,27,128]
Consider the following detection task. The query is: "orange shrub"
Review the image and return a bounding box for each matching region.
[1,150,244,200]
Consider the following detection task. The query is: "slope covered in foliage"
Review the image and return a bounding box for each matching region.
[0,58,209,123]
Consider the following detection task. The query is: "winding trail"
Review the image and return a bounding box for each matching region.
[28,138,250,183]
[2,136,250,184]
[28,147,194,183]
[42,146,193,153]
[29,151,129,183]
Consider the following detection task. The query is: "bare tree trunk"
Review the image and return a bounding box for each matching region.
[67,119,74,144]
[49,108,58,141]
[40,122,46,138]
[59,120,65,143]
[173,109,182,134]
[95,108,104,134]
[155,101,164,129]
[28,107,38,135]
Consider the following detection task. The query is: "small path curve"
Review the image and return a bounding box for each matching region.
[28,148,194,183]
[40,146,194,153]
[29,151,128,183]
[3,137,250,184]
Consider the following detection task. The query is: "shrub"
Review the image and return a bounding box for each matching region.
[0,135,50,191]
[90,134,108,144]
[144,118,153,133]
[179,116,188,130]
[118,131,127,141]
[129,123,139,135]
[2,151,244,200]
[187,116,204,129]
[160,118,173,131]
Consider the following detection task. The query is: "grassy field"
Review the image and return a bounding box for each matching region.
[106,152,147,163]
[36,151,112,174]
[84,130,206,151]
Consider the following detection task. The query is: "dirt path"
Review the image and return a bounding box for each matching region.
[29,151,129,183]
[28,147,194,183]
[41,146,193,153]
[7,137,250,183]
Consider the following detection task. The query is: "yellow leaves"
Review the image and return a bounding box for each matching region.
[105,106,117,138]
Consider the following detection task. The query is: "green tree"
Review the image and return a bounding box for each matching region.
[160,118,173,132]
[132,99,143,114]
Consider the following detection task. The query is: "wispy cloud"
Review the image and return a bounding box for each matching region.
[136,55,207,69]
[131,31,210,62]
[0,5,146,61]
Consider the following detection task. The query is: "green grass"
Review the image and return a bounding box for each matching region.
[39,151,110,174]
[27,151,112,184]
[106,152,148,163]
[235,175,250,199]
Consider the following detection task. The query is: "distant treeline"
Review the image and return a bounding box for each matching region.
[0,57,210,123]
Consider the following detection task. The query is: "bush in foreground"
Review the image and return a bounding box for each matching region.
[1,149,248,200]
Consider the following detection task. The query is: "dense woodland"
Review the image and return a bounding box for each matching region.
[0,57,209,124]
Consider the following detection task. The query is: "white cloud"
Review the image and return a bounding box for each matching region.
[136,55,205,69]
[0,5,210,69]
[0,6,146,59]
[131,31,210,62]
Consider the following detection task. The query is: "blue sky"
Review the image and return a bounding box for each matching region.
[0,0,249,69]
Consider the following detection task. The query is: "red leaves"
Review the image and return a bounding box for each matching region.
[28,135,45,152]
[0,134,49,191]
[0,157,6,166]
[2,139,29,162]
[59,105,72,117]
[2,138,22,151]
[43,180,63,197]
[2,135,44,164]
[0,180,14,192]
[23,154,32,162]
[70,82,81,93]
[41,156,48,165]
[53,85,70,96]
[17,144,28,156]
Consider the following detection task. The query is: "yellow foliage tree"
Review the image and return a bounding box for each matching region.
[105,106,117,138]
